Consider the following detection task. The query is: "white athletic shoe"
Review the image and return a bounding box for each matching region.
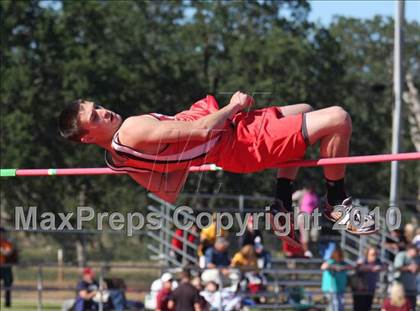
[323,197,378,235]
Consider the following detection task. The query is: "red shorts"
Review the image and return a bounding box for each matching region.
[211,107,308,173]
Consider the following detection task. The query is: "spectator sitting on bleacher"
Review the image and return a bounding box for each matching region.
[73,268,140,311]
[285,285,318,310]
[201,238,231,284]
[74,268,100,311]
[231,245,257,269]
[321,248,353,311]
[231,245,267,304]
[205,237,230,269]
[282,236,305,258]
[381,282,412,311]
[200,281,242,311]
[171,224,198,265]
[351,246,386,311]
[393,243,419,311]
[254,238,271,269]
[241,216,263,247]
[198,213,228,268]
[156,273,173,311]
[62,270,143,311]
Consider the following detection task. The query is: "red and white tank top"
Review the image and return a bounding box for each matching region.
[105,96,226,173]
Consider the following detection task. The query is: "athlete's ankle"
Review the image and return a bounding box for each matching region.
[274,177,294,212]
[325,178,347,206]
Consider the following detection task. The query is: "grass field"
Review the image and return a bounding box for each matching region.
[2,299,62,311]
[1,290,147,310]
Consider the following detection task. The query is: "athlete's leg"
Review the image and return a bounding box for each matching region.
[279,103,314,117]
[278,103,313,179]
[305,106,351,209]
[305,106,351,181]
[275,104,313,211]
[268,103,313,249]
[305,106,376,234]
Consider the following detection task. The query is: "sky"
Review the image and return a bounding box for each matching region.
[309,0,420,24]
[39,0,420,24]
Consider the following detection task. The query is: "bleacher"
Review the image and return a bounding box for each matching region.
[146,193,401,310]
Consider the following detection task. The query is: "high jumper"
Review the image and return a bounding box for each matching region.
[58,91,376,245]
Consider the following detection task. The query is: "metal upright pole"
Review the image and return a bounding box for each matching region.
[98,265,104,311]
[37,266,43,311]
[390,0,405,207]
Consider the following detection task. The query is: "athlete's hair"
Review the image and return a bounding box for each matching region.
[58,99,87,142]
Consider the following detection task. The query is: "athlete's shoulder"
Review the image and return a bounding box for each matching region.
[120,115,156,131]
[116,115,156,144]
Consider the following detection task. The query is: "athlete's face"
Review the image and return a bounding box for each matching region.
[77,101,122,144]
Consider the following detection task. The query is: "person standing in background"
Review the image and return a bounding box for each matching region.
[0,228,16,308]
[168,270,201,311]
[386,229,407,262]
[393,244,419,310]
[297,186,319,258]
[352,246,386,311]
[156,273,173,311]
[321,248,353,311]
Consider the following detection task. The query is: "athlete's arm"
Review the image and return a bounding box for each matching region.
[128,169,189,203]
[119,91,254,146]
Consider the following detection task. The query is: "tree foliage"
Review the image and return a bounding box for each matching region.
[1,1,419,261]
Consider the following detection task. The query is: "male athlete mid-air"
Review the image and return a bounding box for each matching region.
[59,91,376,245]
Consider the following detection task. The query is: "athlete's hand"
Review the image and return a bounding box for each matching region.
[229,91,254,112]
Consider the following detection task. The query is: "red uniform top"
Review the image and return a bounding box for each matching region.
[171,229,196,250]
[0,239,13,265]
[106,95,307,174]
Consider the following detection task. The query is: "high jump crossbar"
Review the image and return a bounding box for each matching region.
[1,152,419,177]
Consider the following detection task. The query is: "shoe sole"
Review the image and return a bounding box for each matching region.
[269,214,303,249]
[345,227,379,235]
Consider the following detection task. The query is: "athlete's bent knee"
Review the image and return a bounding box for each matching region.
[300,103,314,113]
[330,106,352,132]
